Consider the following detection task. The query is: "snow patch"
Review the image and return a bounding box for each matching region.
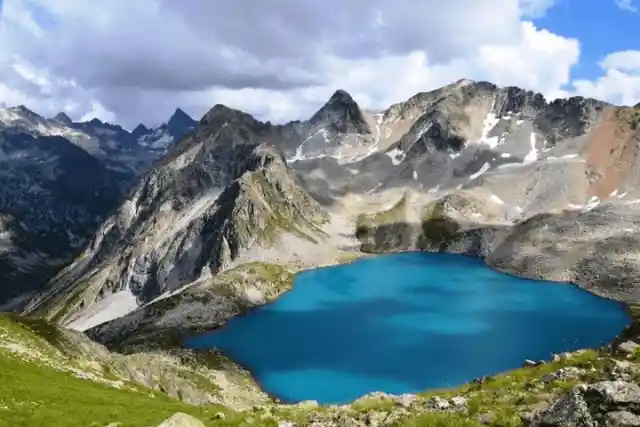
[523,132,539,164]
[412,170,418,180]
[67,289,139,331]
[386,148,406,165]
[469,162,490,180]
[478,106,501,149]
[500,153,511,158]
[489,194,505,205]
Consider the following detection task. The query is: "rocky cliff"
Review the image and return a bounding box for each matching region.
[0,106,198,307]
[26,104,330,329]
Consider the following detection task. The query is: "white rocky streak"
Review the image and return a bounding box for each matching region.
[523,132,539,164]
[67,289,138,331]
[469,162,490,180]
[490,194,505,205]
[386,148,406,165]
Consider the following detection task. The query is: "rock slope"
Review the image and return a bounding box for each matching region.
[0,106,198,307]
[26,105,330,329]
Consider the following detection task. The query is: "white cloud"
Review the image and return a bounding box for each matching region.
[615,0,638,12]
[572,50,640,106]
[6,0,636,129]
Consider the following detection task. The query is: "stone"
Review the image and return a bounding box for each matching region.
[605,411,640,427]
[212,412,226,420]
[364,410,389,427]
[542,367,585,383]
[426,396,450,411]
[394,393,418,408]
[528,390,593,427]
[585,381,640,408]
[450,396,468,407]
[616,341,639,357]
[156,413,206,427]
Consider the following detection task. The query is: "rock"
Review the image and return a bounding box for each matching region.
[616,341,639,357]
[212,412,226,420]
[450,396,468,407]
[278,422,295,427]
[394,393,418,408]
[605,411,640,427]
[585,381,640,409]
[524,360,539,367]
[156,413,206,427]
[363,410,389,427]
[542,367,585,383]
[527,390,593,427]
[426,396,450,411]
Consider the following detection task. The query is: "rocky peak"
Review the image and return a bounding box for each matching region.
[308,89,371,135]
[51,112,73,125]
[166,108,197,139]
[131,123,151,139]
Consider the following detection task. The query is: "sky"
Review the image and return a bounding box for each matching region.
[0,0,639,129]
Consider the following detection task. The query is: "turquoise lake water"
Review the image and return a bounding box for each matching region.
[184,252,631,404]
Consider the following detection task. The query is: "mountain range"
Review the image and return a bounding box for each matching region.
[0,106,196,306]
[2,79,640,425]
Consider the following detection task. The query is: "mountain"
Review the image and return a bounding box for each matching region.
[0,132,125,304]
[0,106,192,306]
[7,79,640,425]
[0,105,158,178]
[135,108,197,154]
[26,80,640,329]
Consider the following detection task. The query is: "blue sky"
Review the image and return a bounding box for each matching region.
[536,0,639,81]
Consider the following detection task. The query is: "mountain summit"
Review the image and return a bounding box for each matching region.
[166,107,197,139]
[51,112,73,125]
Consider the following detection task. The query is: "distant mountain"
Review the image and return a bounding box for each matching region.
[0,105,193,306]
[0,131,125,305]
[135,108,197,154]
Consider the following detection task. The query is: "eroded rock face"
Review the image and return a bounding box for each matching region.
[528,381,640,427]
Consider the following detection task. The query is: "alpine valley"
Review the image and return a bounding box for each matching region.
[3,80,640,427]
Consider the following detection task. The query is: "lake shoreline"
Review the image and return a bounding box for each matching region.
[181,250,635,406]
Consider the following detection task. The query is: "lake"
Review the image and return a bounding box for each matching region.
[184,252,630,404]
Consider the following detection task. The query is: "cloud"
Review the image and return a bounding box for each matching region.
[2,0,624,130]
[572,50,640,106]
[615,0,638,12]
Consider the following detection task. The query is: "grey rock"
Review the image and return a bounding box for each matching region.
[617,341,639,357]
[450,396,468,407]
[604,411,640,427]
[156,412,206,427]
[425,396,450,411]
[542,367,586,383]
[528,390,594,427]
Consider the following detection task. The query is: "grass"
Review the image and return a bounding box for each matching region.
[356,193,408,238]
[0,351,235,427]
